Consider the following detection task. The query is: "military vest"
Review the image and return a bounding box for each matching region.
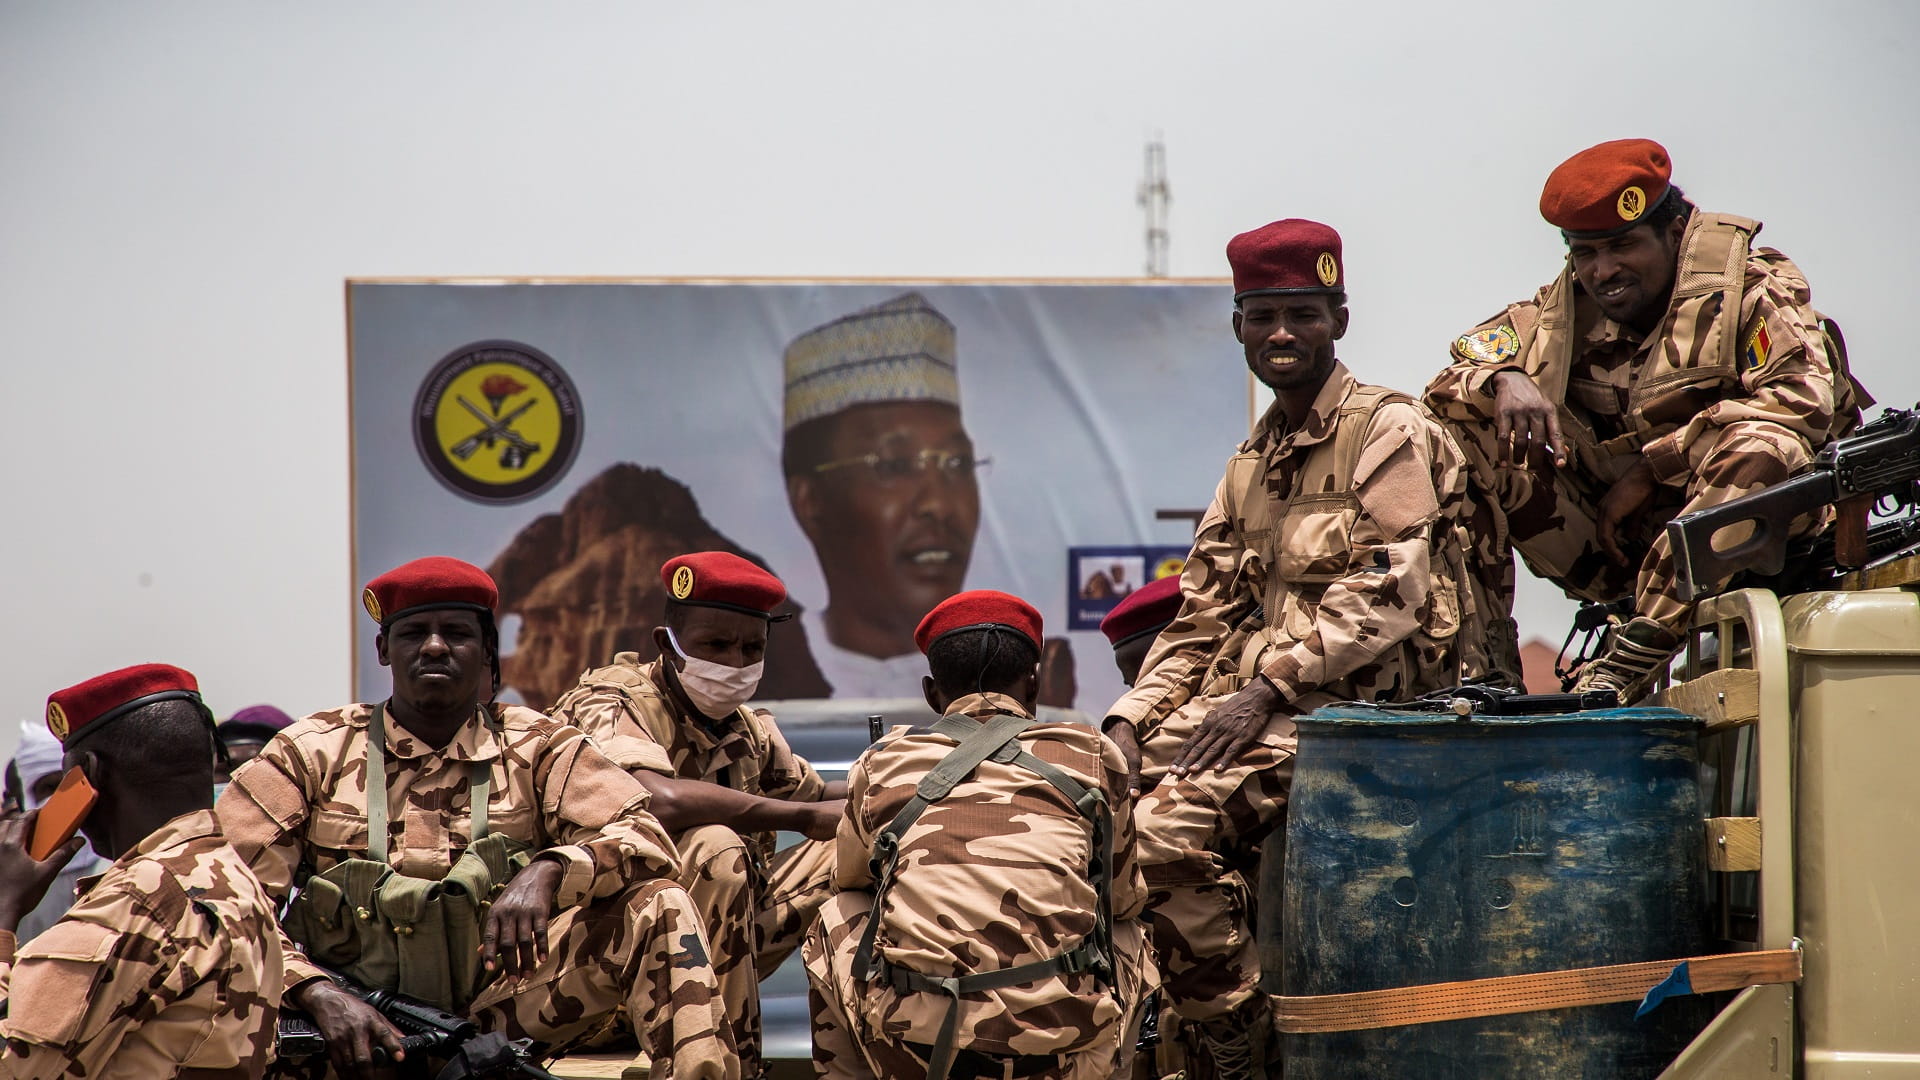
[280,705,531,1012]
[1513,212,1869,466]
[1213,382,1465,695]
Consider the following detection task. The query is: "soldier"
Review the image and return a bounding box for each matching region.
[1103,219,1473,1078]
[1099,573,1185,686]
[0,663,283,1078]
[549,551,846,1077]
[1424,138,1866,698]
[216,556,738,1079]
[805,590,1149,1080]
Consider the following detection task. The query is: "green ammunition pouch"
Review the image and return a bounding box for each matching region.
[282,704,532,1012]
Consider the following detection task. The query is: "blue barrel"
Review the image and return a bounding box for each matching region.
[1268,704,1711,1078]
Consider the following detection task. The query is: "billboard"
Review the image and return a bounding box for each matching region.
[348,279,1244,720]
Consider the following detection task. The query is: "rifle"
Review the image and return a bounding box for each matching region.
[277,970,559,1079]
[1667,406,1920,601]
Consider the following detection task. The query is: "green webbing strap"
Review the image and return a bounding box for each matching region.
[368,704,390,863]
[366,703,494,863]
[886,948,1099,1080]
[853,709,1117,1080]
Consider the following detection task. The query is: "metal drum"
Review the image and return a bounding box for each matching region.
[1267,704,1711,1079]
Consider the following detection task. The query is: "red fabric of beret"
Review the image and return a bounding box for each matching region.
[1539,138,1672,237]
[47,663,201,746]
[1098,574,1185,648]
[1227,218,1344,301]
[363,556,499,627]
[662,551,788,619]
[915,590,1043,654]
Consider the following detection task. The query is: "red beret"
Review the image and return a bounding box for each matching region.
[1098,574,1185,648]
[915,590,1043,654]
[1540,138,1673,238]
[363,556,498,627]
[47,663,202,747]
[1227,219,1344,301]
[662,552,790,620]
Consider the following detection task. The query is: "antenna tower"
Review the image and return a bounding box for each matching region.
[1138,136,1171,277]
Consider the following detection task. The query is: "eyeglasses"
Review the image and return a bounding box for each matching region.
[812,448,990,485]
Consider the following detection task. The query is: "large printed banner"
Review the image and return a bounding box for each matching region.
[348,280,1244,719]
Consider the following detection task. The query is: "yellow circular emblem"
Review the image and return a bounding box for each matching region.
[1154,557,1187,580]
[1616,185,1647,222]
[47,701,69,741]
[362,587,384,624]
[415,342,583,504]
[671,565,696,600]
[1315,252,1339,287]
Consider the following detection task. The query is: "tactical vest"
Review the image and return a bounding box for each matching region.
[852,712,1115,1080]
[281,705,531,1012]
[1513,212,1869,466]
[1212,382,1466,695]
[552,654,782,869]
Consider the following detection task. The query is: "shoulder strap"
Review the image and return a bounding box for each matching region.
[366,704,495,862]
[852,712,1115,1080]
[1329,384,1416,491]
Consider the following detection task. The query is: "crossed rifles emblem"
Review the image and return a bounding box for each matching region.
[449,375,541,471]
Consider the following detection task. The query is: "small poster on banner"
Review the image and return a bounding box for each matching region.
[1066,546,1188,631]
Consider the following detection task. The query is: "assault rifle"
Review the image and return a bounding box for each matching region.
[277,970,559,1080]
[1668,406,1920,601]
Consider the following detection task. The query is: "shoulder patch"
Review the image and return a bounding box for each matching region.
[1741,322,1773,372]
[1453,325,1520,364]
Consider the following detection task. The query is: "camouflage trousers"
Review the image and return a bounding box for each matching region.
[802,891,1153,1080]
[1452,417,1817,636]
[1134,690,1301,1027]
[467,876,738,1079]
[678,825,836,1077]
[271,878,738,1079]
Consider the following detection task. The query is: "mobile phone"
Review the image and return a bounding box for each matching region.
[29,767,98,861]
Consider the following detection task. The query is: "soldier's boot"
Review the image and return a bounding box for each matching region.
[1179,997,1272,1080]
[1572,616,1683,703]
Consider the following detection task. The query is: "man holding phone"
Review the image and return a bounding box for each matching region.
[0,663,284,1079]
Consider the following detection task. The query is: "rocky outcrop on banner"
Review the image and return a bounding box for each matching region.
[490,463,831,710]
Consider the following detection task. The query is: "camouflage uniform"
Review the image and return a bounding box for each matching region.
[805,691,1151,1079]
[1424,214,1864,649]
[1107,363,1470,1037]
[550,655,836,1074]
[217,702,738,1079]
[0,809,283,1079]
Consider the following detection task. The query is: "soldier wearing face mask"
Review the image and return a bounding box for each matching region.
[551,552,848,1079]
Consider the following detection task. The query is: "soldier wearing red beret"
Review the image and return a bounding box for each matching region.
[1424,138,1870,697]
[1098,573,1185,685]
[1104,219,1476,1078]
[549,551,847,1076]
[804,590,1151,1080]
[216,556,738,1077]
[0,664,283,1078]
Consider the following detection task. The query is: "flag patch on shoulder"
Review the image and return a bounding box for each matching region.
[1741,324,1772,372]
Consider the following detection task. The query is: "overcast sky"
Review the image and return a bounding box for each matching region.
[3,1,1915,754]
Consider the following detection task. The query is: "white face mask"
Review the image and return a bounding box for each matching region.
[663,627,764,719]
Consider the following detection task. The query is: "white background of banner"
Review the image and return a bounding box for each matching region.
[350,280,1242,715]
[4,3,1915,762]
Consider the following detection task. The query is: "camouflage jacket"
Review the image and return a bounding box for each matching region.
[550,655,825,862]
[0,809,283,1079]
[834,692,1145,1056]
[1109,363,1470,734]
[217,701,677,995]
[1424,214,1863,488]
